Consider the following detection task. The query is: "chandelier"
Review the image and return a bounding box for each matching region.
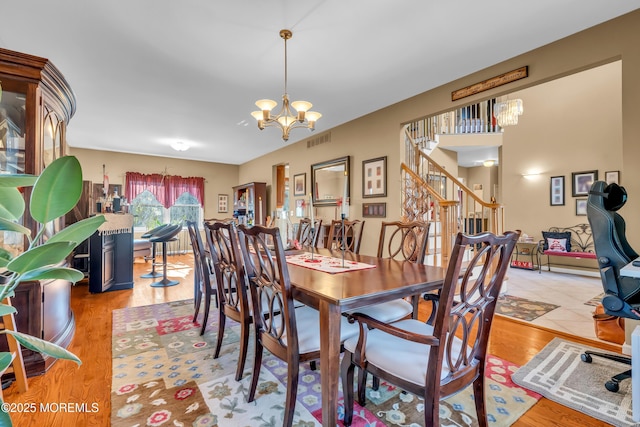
[251,29,321,141]
[494,99,523,127]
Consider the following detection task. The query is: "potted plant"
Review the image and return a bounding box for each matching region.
[0,156,105,425]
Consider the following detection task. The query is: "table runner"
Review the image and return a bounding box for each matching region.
[285,252,376,274]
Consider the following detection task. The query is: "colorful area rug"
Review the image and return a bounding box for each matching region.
[496,295,560,321]
[512,337,635,426]
[111,300,541,426]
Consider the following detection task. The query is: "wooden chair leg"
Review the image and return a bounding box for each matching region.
[283,362,300,427]
[213,312,226,358]
[247,337,263,403]
[473,375,488,427]
[340,351,356,426]
[235,321,249,381]
[192,274,202,323]
[199,286,212,336]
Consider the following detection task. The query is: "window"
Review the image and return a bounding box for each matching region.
[130,190,202,230]
[125,171,205,230]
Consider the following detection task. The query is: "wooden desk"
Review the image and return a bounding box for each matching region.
[286,250,446,426]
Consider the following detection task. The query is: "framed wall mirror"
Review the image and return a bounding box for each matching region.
[311,156,350,206]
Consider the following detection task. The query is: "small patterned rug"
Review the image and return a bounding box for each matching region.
[111,300,541,426]
[512,338,635,426]
[496,295,560,321]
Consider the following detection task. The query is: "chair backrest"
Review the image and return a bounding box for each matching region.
[237,224,299,361]
[428,231,518,399]
[326,219,365,253]
[186,221,209,286]
[204,221,250,320]
[296,218,323,248]
[587,180,640,318]
[377,220,430,263]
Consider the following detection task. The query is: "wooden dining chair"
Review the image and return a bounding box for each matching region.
[236,224,360,427]
[295,217,322,248]
[326,219,365,253]
[341,230,519,427]
[348,220,432,323]
[203,220,253,381]
[186,221,213,325]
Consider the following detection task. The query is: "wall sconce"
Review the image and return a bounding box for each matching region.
[522,171,542,179]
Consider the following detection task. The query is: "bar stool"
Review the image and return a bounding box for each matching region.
[140,224,169,278]
[149,224,183,288]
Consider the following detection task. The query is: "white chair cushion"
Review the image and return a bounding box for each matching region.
[343,319,466,386]
[347,299,413,323]
[272,306,360,354]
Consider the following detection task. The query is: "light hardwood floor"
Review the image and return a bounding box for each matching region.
[2,255,619,426]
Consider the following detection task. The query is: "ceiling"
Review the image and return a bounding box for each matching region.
[1,1,638,165]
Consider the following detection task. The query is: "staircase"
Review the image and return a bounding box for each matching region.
[401,125,505,267]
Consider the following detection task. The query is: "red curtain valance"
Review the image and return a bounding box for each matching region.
[125,172,204,208]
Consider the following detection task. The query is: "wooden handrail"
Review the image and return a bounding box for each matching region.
[401,126,505,267]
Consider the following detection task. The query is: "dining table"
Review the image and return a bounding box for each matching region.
[285,249,447,426]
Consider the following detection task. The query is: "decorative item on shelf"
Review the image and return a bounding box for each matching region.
[493,98,523,127]
[251,29,321,141]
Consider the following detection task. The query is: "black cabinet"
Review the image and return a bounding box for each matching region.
[89,214,134,293]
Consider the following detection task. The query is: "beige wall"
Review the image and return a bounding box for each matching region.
[67,147,239,219]
[500,61,622,239]
[66,11,640,257]
[239,10,640,256]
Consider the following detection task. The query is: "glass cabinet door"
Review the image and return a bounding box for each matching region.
[0,88,26,174]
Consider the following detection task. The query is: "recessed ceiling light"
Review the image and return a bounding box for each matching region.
[171,141,189,151]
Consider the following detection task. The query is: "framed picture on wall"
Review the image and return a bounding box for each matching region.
[605,170,620,185]
[571,170,598,197]
[362,156,387,198]
[550,176,565,206]
[293,173,306,196]
[362,202,386,218]
[218,194,229,213]
[575,198,588,216]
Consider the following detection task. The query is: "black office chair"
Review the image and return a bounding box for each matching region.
[583,180,640,392]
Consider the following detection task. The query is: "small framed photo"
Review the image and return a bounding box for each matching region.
[576,198,588,216]
[362,156,387,198]
[550,176,565,206]
[605,170,620,185]
[293,173,306,196]
[362,202,386,218]
[218,194,228,213]
[571,170,598,197]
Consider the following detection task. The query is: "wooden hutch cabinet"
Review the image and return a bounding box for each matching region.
[0,48,77,377]
[232,182,267,225]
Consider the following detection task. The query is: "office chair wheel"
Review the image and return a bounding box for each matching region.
[605,380,620,392]
[581,353,592,363]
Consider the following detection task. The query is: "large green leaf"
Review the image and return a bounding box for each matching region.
[0,218,31,235]
[30,156,83,224]
[0,406,12,426]
[47,215,106,246]
[0,304,17,317]
[3,330,81,365]
[0,174,37,188]
[19,266,85,283]
[0,352,14,376]
[0,187,25,220]
[6,242,75,274]
[0,248,12,268]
